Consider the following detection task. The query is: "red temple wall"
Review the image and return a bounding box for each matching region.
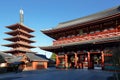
[53,26,120,45]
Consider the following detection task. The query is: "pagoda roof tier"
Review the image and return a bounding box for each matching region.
[3,42,35,48]
[41,6,120,39]
[6,23,34,32]
[4,49,36,54]
[4,36,35,43]
[40,35,120,52]
[5,29,34,38]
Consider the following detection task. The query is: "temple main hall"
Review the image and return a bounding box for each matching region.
[40,6,120,70]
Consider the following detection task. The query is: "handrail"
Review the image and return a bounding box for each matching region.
[53,29,119,45]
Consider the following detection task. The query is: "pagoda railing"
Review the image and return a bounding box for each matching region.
[17,41,29,45]
[18,35,29,39]
[16,35,34,43]
[17,29,28,34]
[53,28,120,45]
[13,47,31,51]
[18,29,33,37]
[15,29,33,38]
[10,49,31,52]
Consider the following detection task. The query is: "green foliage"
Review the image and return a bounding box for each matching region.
[50,53,56,61]
[0,56,5,63]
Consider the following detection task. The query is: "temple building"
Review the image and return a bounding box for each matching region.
[40,6,120,70]
[3,9,35,56]
[3,23,35,56]
[2,9,48,71]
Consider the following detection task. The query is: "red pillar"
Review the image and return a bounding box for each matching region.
[56,54,59,67]
[101,51,104,70]
[87,52,90,69]
[74,53,78,68]
[65,54,68,68]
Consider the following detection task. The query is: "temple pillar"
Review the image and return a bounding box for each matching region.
[80,54,84,69]
[64,54,68,68]
[87,52,90,69]
[56,54,59,67]
[74,53,78,68]
[101,51,104,70]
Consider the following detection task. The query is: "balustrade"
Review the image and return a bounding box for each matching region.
[16,29,33,38]
[17,29,28,33]
[17,41,29,45]
[18,35,29,39]
[12,47,30,51]
[53,28,120,45]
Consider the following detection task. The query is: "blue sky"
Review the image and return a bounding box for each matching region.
[0,0,119,58]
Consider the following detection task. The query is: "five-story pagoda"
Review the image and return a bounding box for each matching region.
[3,9,35,56]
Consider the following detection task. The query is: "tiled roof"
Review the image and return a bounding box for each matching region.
[6,56,23,63]
[0,51,12,58]
[35,54,49,60]
[42,5,120,32]
[55,6,120,29]
[26,53,48,62]
[5,29,34,38]
[6,23,34,32]
[0,52,23,63]
[3,42,35,48]
[4,36,35,43]
[0,51,13,63]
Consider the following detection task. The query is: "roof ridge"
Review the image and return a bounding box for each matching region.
[59,5,120,25]
[52,5,120,29]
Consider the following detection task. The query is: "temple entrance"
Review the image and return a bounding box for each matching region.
[67,54,75,68]
[67,53,88,69]
[57,52,102,69]
[90,53,102,69]
[77,54,88,69]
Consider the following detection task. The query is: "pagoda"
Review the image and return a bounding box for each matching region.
[3,9,35,56]
[40,6,120,70]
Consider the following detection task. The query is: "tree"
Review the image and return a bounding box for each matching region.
[50,53,56,61]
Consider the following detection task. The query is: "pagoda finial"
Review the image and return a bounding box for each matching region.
[20,9,24,24]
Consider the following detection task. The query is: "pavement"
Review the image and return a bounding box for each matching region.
[0,68,113,80]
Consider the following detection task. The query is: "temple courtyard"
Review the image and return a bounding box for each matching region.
[0,68,114,80]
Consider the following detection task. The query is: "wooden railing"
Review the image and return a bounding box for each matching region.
[17,41,29,45]
[19,29,33,37]
[16,29,33,38]
[17,29,28,34]
[18,35,29,39]
[53,29,119,45]
[12,47,31,51]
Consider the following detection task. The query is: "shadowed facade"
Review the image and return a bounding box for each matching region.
[40,6,120,70]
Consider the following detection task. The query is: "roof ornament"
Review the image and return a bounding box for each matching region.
[20,9,24,24]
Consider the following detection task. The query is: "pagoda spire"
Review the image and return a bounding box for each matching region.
[20,9,24,24]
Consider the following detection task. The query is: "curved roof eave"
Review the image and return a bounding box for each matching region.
[6,23,34,32]
[40,35,120,52]
[41,5,120,34]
